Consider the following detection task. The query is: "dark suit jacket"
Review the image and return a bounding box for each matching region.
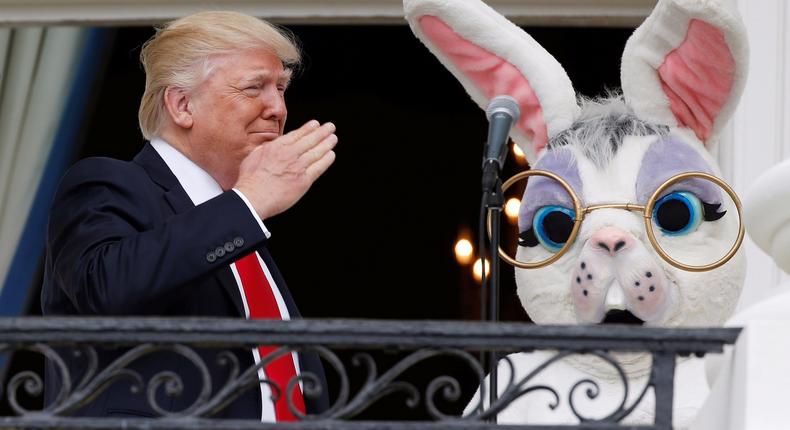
[41,143,328,418]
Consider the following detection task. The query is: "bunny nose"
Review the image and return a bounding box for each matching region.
[590,226,633,256]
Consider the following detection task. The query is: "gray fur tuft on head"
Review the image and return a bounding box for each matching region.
[548,93,669,166]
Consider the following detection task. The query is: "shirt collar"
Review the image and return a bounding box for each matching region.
[150,138,223,206]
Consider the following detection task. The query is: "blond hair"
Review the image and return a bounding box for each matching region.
[138,11,301,139]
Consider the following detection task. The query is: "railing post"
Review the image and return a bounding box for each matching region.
[652,351,676,430]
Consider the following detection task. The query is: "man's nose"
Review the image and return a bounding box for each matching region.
[590,226,634,256]
[261,90,287,119]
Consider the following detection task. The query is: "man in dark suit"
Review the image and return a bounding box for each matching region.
[41,11,337,421]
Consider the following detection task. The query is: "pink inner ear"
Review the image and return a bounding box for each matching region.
[418,15,548,155]
[658,19,736,143]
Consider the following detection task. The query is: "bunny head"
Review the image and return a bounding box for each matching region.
[405,0,748,328]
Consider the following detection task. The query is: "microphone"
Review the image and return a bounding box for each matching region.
[483,95,521,171]
[482,96,520,192]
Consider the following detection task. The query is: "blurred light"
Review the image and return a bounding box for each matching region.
[455,238,474,265]
[473,258,490,282]
[505,198,520,220]
[512,143,525,159]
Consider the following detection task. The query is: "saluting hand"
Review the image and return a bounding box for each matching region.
[234,120,337,219]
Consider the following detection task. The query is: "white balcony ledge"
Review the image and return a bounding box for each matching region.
[0,0,655,27]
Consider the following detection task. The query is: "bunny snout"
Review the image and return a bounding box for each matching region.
[590,226,634,256]
[571,226,673,324]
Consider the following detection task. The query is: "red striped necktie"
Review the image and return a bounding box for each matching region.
[234,252,306,421]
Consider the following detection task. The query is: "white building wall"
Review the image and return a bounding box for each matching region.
[721,0,790,309]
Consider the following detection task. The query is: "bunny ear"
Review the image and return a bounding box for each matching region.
[404,0,579,162]
[621,0,748,146]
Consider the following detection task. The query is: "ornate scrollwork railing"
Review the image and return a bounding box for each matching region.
[0,317,740,429]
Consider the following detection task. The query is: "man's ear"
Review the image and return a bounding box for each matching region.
[163,86,194,129]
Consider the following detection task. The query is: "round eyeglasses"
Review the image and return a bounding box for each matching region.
[487,170,744,272]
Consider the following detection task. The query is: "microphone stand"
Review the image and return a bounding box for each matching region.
[481,161,504,422]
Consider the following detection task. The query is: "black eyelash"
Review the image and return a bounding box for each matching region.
[703,202,726,221]
[519,229,539,247]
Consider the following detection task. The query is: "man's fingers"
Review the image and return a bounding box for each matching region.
[305,150,336,181]
[279,120,321,145]
[297,133,338,167]
[291,122,336,153]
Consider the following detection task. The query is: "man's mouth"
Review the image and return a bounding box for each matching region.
[601,309,644,325]
[250,131,281,143]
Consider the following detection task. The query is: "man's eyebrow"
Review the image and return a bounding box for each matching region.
[237,70,292,86]
[279,69,293,87]
[238,72,269,84]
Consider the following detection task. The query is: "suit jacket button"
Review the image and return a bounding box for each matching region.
[214,247,226,258]
[233,237,244,247]
[206,252,217,262]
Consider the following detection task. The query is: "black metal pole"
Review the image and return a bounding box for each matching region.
[481,162,504,421]
[487,205,501,418]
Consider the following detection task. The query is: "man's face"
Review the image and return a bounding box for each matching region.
[186,48,290,189]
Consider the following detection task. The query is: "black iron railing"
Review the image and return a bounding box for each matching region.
[0,318,740,429]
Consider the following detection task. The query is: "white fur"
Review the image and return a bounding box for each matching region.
[552,96,668,167]
[403,0,579,162]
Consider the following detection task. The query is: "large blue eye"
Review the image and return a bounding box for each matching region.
[532,205,576,252]
[653,191,703,236]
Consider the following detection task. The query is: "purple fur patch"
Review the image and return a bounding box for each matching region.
[636,137,721,204]
[519,148,584,232]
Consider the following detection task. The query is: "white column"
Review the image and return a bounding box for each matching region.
[719,0,790,309]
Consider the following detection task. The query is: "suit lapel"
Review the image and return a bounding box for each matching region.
[133,143,247,317]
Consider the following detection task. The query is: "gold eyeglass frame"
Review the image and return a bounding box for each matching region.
[487,170,745,272]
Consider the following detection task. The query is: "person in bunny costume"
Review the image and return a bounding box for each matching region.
[404,0,749,426]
